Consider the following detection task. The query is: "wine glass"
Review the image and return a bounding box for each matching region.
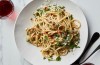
[0,0,14,19]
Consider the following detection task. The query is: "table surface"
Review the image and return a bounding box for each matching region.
[0,0,100,65]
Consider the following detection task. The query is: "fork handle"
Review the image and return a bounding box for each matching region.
[71,32,100,65]
[80,44,100,64]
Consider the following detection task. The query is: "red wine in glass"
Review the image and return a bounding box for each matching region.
[0,0,14,19]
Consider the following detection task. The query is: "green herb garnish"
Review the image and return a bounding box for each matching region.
[48,57,53,61]
[56,42,64,47]
[75,46,80,48]
[56,56,61,61]
[69,41,80,49]
[58,6,65,9]
[69,44,76,49]
[43,57,46,60]
[54,33,59,37]
[36,9,44,16]
[69,15,73,20]
[44,36,48,40]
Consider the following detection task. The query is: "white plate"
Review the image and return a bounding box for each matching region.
[14,0,88,65]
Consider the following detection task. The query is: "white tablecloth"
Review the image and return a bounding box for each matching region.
[0,0,100,65]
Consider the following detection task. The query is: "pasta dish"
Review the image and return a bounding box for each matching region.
[26,5,81,61]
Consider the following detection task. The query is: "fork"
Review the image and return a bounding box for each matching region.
[71,32,100,65]
[80,44,100,65]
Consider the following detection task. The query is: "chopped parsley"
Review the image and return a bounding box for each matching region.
[44,36,48,40]
[69,15,73,20]
[56,56,61,61]
[48,57,53,61]
[43,57,46,59]
[56,42,65,47]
